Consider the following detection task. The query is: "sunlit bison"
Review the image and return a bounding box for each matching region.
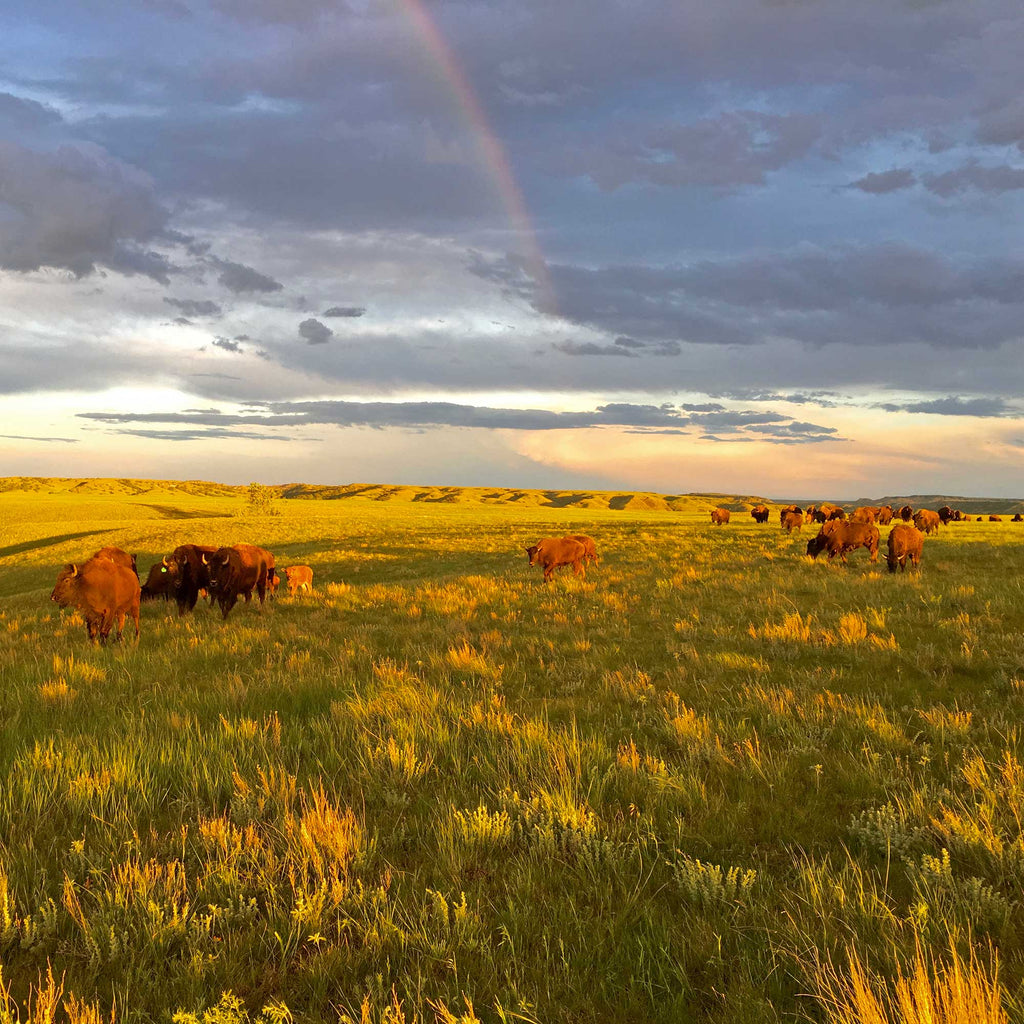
[877,505,894,525]
[750,505,770,524]
[851,507,878,524]
[526,537,587,583]
[50,557,140,644]
[202,544,275,619]
[913,510,941,535]
[567,535,599,565]
[284,565,314,596]
[141,544,219,615]
[93,546,138,578]
[887,524,923,572]
[806,522,880,564]
[989,514,1003,522]
[711,508,731,525]
[781,511,804,533]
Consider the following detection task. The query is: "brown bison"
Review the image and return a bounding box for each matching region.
[750,505,770,524]
[989,514,1003,522]
[779,504,802,523]
[567,535,599,564]
[963,515,973,521]
[827,508,847,521]
[898,505,914,522]
[142,544,219,615]
[806,522,880,564]
[938,506,955,525]
[851,507,877,524]
[93,546,138,577]
[781,511,804,533]
[203,544,275,619]
[526,537,587,582]
[51,557,141,643]
[913,509,941,535]
[710,508,731,525]
[877,505,894,525]
[887,524,923,572]
[284,565,314,595]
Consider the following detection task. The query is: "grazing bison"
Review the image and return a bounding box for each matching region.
[526,537,587,582]
[142,544,219,615]
[284,565,314,595]
[913,510,941,535]
[781,511,804,533]
[1013,514,1023,523]
[93,546,138,577]
[989,514,1003,522]
[203,544,275,619]
[827,508,847,521]
[898,505,914,522]
[806,522,880,564]
[877,505,894,525]
[710,508,731,525]
[938,506,955,525]
[750,505,770,524]
[887,524,923,572]
[851,507,877,524]
[779,504,802,522]
[51,557,140,644]
[567,535,599,565]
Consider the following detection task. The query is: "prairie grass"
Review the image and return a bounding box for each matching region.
[0,486,1023,1021]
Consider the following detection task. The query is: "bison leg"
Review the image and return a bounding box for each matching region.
[573,559,585,578]
[543,563,554,582]
[219,594,238,619]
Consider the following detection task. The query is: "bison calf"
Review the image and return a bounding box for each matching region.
[887,524,923,572]
[51,557,141,643]
[781,511,803,533]
[284,565,314,595]
[526,537,586,582]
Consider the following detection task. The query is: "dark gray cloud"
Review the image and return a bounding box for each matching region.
[107,427,295,442]
[322,305,366,318]
[164,297,222,316]
[0,141,172,280]
[211,336,243,353]
[849,168,916,194]
[298,318,333,344]
[0,92,61,131]
[208,257,283,294]
[0,433,78,443]
[874,396,1016,417]
[923,163,1024,197]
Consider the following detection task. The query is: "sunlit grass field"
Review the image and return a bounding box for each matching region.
[1,485,1023,1023]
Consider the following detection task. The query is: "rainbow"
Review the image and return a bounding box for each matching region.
[395,0,556,313]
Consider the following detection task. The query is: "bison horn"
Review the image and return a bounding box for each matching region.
[200,553,208,564]
[220,554,229,565]
[70,563,78,577]
[162,555,170,566]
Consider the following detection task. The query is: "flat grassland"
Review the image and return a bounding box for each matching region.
[1,485,1023,1023]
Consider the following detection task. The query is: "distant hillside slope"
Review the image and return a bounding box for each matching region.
[855,495,1024,515]
[0,477,773,513]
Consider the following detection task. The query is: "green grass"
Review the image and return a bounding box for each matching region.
[1,485,1024,1023]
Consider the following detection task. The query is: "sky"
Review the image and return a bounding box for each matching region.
[2,0,1023,497]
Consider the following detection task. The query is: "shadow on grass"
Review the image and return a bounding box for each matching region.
[137,503,234,520]
[0,529,107,560]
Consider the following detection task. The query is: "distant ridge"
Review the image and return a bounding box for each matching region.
[0,477,770,513]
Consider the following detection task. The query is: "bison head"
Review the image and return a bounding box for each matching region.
[526,545,540,566]
[50,563,79,605]
[203,550,232,591]
[806,534,829,560]
[141,555,180,600]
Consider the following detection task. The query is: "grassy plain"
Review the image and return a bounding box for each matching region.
[1,483,1023,1023]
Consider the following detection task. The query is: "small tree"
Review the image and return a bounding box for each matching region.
[243,481,279,517]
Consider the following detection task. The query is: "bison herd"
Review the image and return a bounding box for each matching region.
[50,542,315,644]
[48,503,1019,643]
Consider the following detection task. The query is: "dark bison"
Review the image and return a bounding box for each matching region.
[827,508,847,521]
[203,544,275,619]
[710,508,731,525]
[526,537,587,582]
[851,507,877,524]
[913,509,941,535]
[877,505,894,525]
[51,557,140,643]
[807,522,880,564]
[567,535,599,565]
[898,505,914,522]
[1013,514,1023,523]
[283,565,314,596]
[989,514,1003,522]
[781,511,804,533]
[142,544,219,615]
[887,524,923,572]
[938,506,955,525]
[750,505,770,524]
[93,546,138,577]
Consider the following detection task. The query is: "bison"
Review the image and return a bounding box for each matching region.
[203,544,275,619]
[898,505,914,522]
[989,514,1003,522]
[806,522,880,564]
[51,557,140,644]
[284,565,314,596]
[141,544,219,615]
[851,507,877,524]
[567,535,599,565]
[526,537,587,582]
[711,508,731,525]
[913,509,941,535]
[750,505,770,524]
[1013,514,1023,523]
[877,505,894,526]
[887,524,923,572]
[938,506,955,525]
[781,511,804,533]
[93,546,138,577]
